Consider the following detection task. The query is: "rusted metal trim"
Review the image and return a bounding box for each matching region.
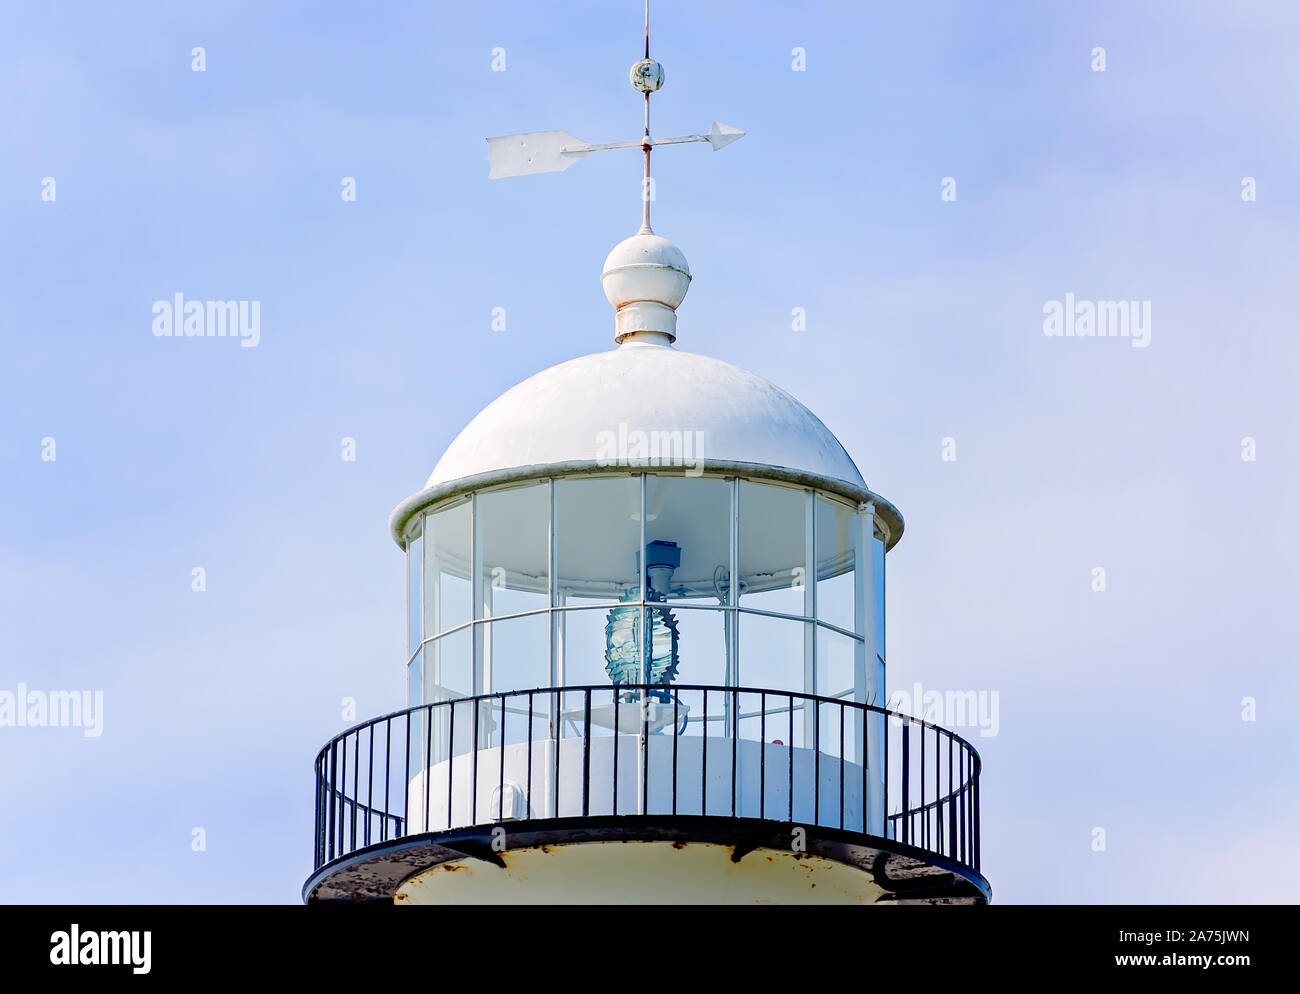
[303,815,989,905]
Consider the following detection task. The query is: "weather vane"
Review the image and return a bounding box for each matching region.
[485,0,744,233]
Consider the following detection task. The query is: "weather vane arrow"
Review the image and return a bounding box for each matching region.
[486,122,744,179]
[484,1,743,232]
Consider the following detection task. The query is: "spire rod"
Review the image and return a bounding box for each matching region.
[639,0,654,233]
[484,3,743,182]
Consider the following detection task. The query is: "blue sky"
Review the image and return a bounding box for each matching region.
[2,0,1297,903]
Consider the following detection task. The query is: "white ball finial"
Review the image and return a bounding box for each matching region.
[601,232,690,345]
[630,58,664,92]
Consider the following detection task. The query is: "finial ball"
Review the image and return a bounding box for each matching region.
[602,232,690,343]
[630,58,665,93]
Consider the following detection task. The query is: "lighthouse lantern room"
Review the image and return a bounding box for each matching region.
[304,6,989,905]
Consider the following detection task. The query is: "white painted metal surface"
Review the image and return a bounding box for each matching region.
[424,345,868,492]
[485,130,588,179]
[405,735,878,833]
[601,232,691,342]
[486,123,745,178]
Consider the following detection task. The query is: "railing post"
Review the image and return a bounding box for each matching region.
[700,688,708,816]
[936,733,943,858]
[354,731,362,851]
[425,704,433,832]
[882,711,889,840]
[641,685,650,817]
[471,697,480,825]
[447,703,455,830]
[813,701,820,826]
[383,718,392,844]
[403,711,411,834]
[527,691,534,820]
[901,723,910,846]
[339,737,348,856]
[671,689,679,817]
[961,747,967,865]
[919,721,925,850]
[613,692,620,816]
[314,756,323,868]
[759,692,766,820]
[730,688,738,818]
[498,695,506,821]
[951,732,961,857]
[861,702,868,836]
[789,694,795,823]
[838,704,845,830]
[582,689,591,817]
[366,728,374,847]
[551,689,560,819]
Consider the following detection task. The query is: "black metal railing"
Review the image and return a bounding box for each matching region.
[312,684,981,876]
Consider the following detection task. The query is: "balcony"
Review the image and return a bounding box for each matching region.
[305,684,989,904]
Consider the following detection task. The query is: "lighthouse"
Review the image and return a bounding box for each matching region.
[303,9,990,906]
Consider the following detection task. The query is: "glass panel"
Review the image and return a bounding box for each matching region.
[407,527,422,655]
[873,532,886,663]
[425,499,472,637]
[483,612,549,698]
[408,647,424,774]
[439,696,473,762]
[427,628,472,702]
[738,482,810,617]
[815,495,859,633]
[810,694,854,815]
[408,647,423,708]
[427,690,474,773]
[475,483,549,618]
[557,605,626,690]
[816,625,861,702]
[738,611,808,694]
[644,476,732,601]
[641,476,733,689]
[555,476,641,606]
[670,605,730,687]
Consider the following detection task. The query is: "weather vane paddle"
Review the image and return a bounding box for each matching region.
[485,0,744,232]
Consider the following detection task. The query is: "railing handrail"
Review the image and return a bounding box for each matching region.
[311,682,983,876]
[313,683,987,763]
[317,781,405,826]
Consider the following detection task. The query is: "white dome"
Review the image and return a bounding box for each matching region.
[392,227,903,549]
[425,342,866,491]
